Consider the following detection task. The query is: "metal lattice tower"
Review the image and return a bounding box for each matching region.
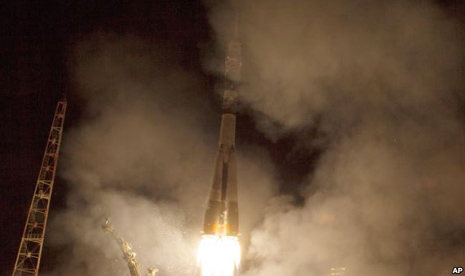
[11,98,67,276]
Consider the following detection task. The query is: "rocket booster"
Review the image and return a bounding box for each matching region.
[203,17,242,237]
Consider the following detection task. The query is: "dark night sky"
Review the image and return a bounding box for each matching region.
[0,0,464,275]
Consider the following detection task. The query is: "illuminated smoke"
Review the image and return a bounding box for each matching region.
[43,34,275,276]
[207,0,465,275]
[38,0,465,275]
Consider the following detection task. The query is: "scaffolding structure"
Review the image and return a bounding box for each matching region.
[11,98,67,276]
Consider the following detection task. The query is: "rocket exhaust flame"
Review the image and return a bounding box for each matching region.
[197,235,241,276]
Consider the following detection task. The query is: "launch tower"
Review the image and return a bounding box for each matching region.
[11,98,67,276]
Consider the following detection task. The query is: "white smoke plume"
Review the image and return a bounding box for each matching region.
[207,0,465,275]
[44,34,276,276]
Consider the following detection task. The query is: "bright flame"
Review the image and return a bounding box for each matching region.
[197,235,241,276]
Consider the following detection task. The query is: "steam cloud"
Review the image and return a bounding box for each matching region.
[45,34,275,276]
[208,0,465,275]
[44,0,465,275]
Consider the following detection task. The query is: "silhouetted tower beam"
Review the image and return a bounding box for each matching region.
[11,98,67,276]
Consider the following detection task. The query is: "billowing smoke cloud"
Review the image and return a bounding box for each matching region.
[207,0,465,275]
[45,34,276,275]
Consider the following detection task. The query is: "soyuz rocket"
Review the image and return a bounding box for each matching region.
[203,17,242,237]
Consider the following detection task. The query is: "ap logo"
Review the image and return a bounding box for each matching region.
[452,267,463,274]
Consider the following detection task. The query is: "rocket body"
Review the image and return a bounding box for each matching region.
[203,30,242,237]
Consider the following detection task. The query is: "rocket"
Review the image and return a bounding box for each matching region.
[203,17,242,237]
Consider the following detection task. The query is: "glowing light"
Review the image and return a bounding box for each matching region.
[197,235,241,276]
